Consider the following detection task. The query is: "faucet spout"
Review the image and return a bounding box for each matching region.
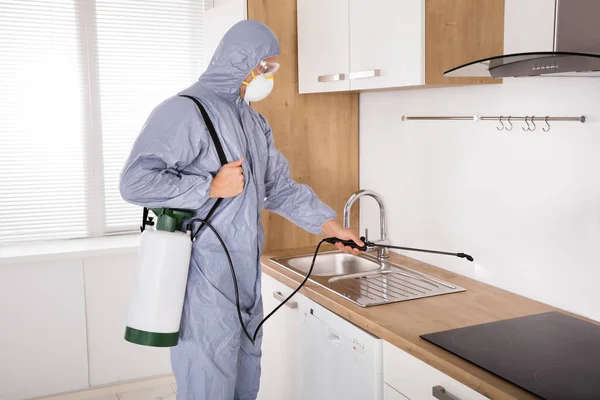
[343,190,389,258]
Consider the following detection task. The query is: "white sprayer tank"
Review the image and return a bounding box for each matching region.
[125,228,192,347]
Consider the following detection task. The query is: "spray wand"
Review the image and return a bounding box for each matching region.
[323,237,474,262]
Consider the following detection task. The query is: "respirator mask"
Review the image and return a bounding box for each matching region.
[242,60,279,102]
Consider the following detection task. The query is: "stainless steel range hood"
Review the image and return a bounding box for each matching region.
[444,0,600,78]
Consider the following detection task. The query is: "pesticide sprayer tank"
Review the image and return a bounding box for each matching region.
[125,209,193,347]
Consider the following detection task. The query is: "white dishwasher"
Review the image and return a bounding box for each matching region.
[294,296,383,400]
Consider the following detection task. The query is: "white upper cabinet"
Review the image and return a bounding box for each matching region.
[348,0,424,90]
[298,0,425,93]
[297,0,351,93]
[297,0,504,93]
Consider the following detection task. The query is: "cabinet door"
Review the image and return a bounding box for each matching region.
[84,253,172,386]
[383,341,487,400]
[258,273,302,400]
[297,0,350,93]
[349,0,425,90]
[0,259,88,400]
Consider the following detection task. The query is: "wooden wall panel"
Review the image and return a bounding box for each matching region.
[248,0,359,252]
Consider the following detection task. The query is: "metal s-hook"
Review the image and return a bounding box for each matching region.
[522,116,531,131]
[543,116,551,132]
[496,116,505,131]
[530,116,536,131]
[506,116,513,131]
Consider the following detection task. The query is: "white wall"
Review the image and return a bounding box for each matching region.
[359,0,600,322]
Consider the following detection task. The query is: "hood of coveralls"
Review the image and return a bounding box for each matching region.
[198,20,280,101]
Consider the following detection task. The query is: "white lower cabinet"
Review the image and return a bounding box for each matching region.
[383,341,487,400]
[259,274,489,400]
[84,254,172,386]
[0,246,175,400]
[0,259,89,400]
[258,273,303,400]
[258,273,383,400]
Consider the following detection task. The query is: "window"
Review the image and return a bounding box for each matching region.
[0,0,208,244]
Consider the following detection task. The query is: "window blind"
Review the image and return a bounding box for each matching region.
[0,0,210,243]
[96,0,208,232]
[0,1,88,243]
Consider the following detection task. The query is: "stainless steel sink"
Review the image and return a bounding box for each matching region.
[269,190,466,307]
[269,251,465,307]
[285,252,384,276]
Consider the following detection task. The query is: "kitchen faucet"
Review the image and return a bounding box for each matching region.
[343,190,389,259]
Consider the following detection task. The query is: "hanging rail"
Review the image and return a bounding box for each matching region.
[400,115,585,131]
[401,115,586,123]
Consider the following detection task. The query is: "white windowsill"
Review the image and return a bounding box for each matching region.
[0,234,141,265]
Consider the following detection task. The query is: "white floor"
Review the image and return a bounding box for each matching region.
[37,376,177,400]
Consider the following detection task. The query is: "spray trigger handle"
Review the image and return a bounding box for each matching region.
[324,237,368,252]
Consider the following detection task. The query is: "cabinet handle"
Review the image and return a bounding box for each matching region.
[318,73,346,82]
[273,291,297,309]
[349,69,382,80]
[433,385,462,400]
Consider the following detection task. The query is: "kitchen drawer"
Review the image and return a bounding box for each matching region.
[383,341,487,400]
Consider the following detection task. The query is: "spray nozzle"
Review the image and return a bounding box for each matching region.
[457,253,474,262]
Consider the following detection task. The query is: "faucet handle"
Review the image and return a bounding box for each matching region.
[364,228,369,243]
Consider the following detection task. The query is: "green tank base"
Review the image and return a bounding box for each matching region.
[124,326,179,347]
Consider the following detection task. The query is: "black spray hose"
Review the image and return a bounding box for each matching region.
[186,218,326,345]
[186,218,254,344]
[252,239,326,342]
[185,217,473,345]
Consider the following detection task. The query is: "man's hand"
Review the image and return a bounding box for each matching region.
[210,158,245,198]
[321,220,364,255]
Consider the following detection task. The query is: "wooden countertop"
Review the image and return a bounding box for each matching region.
[261,247,596,400]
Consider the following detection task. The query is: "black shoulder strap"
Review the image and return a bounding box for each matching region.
[179,94,228,238]
[140,95,229,233]
[179,94,228,166]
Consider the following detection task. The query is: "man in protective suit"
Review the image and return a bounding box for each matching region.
[120,20,362,400]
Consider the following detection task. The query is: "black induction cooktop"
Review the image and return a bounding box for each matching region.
[421,312,600,400]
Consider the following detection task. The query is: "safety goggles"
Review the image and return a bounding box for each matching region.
[255,60,280,77]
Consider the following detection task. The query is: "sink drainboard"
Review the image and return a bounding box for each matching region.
[268,252,465,308]
[327,269,465,307]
